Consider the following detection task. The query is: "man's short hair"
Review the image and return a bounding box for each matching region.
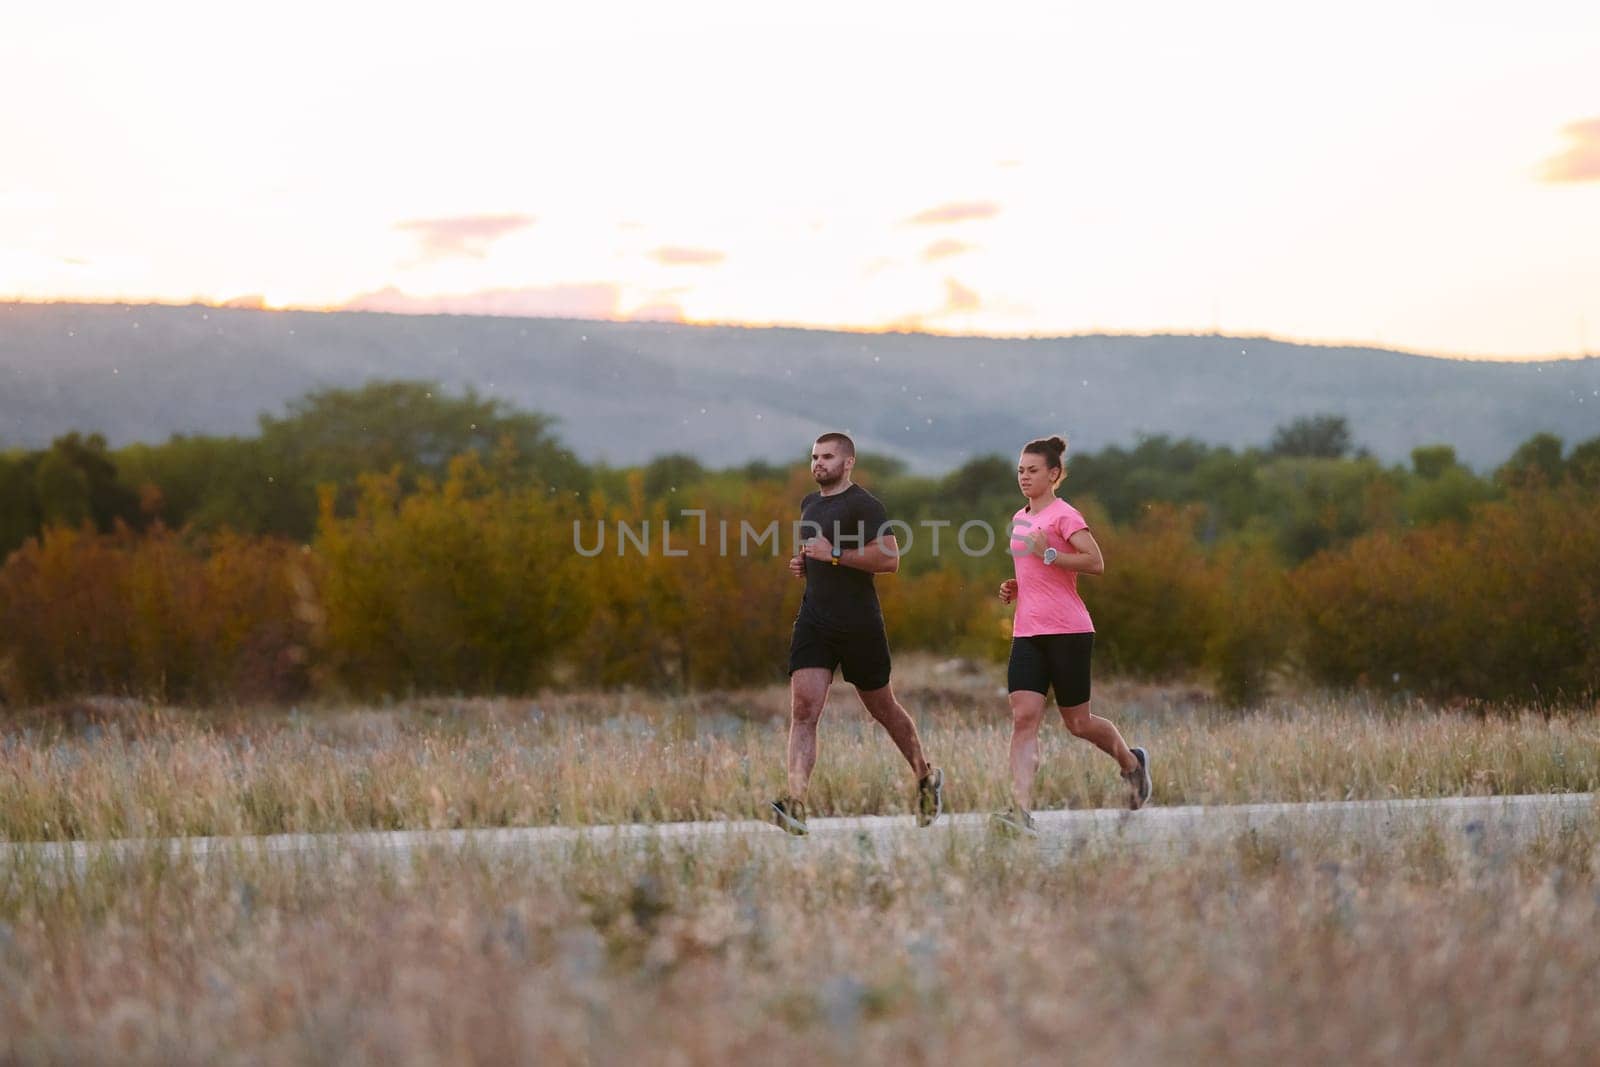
[814,431,856,457]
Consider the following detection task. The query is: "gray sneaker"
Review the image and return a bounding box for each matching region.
[1123,747,1152,811]
[916,767,944,827]
[770,796,809,836]
[989,807,1038,838]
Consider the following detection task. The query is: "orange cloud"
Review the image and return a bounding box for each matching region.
[922,239,975,262]
[394,213,536,260]
[344,283,619,319]
[907,200,1001,225]
[1540,116,1600,183]
[649,246,726,266]
[941,278,980,314]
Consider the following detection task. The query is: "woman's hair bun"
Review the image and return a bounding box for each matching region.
[1023,434,1069,465]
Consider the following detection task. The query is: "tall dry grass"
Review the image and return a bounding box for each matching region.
[1,811,1596,1064]
[3,671,1596,843]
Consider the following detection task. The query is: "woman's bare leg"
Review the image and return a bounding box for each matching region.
[1008,690,1047,811]
[1058,700,1138,773]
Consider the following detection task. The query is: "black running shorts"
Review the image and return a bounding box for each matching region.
[788,613,893,691]
[1008,632,1094,706]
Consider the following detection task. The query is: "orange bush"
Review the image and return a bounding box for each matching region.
[568,477,801,690]
[0,524,308,705]
[1086,505,1218,679]
[1291,488,1600,701]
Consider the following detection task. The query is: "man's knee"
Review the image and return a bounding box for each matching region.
[856,685,899,720]
[791,695,825,726]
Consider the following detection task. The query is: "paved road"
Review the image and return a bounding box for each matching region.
[3,793,1594,871]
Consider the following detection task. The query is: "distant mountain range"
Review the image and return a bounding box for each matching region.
[3,302,1597,472]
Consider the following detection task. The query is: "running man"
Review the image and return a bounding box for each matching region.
[770,432,943,835]
[992,435,1150,837]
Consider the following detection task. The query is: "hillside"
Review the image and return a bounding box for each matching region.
[3,302,1596,471]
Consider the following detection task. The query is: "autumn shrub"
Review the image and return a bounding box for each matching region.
[0,523,307,704]
[1085,504,1218,679]
[1292,488,1600,701]
[880,563,1002,663]
[313,452,589,697]
[1202,538,1293,706]
[567,477,800,690]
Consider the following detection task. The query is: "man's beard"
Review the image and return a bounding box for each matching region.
[813,468,843,488]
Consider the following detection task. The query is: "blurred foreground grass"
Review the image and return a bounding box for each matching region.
[1,806,1597,1064]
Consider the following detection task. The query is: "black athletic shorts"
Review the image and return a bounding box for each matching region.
[788,613,893,691]
[1008,632,1094,706]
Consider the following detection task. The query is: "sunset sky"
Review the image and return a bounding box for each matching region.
[3,0,1597,358]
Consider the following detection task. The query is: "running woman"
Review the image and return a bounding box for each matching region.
[770,432,943,835]
[992,435,1150,836]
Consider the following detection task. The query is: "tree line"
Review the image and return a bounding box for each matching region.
[1,381,1596,707]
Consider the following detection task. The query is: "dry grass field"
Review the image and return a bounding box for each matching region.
[3,661,1598,1064]
[2,659,1596,843]
[2,809,1598,1064]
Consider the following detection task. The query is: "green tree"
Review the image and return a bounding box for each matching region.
[1410,444,1458,480]
[33,449,91,527]
[1565,436,1600,489]
[641,453,706,499]
[256,380,588,538]
[1269,415,1352,459]
[116,434,289,534]
[1496,433,1565,489]
[940,455,1013,513]
[0,453,41,560]
[1259,456,1395,562]
[740,458,786,482]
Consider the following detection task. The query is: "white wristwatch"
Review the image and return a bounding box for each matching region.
[1042,547,1058,566]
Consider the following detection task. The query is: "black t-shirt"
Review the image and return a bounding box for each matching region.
[798,483,892,630]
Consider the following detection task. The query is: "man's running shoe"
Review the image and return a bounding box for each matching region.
[770,796,809,836]
[916,767,944,827]
[989,807,1037,838]
[1123,747,1152,811]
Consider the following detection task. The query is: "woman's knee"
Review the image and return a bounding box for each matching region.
[1060,705,1094,737]
[1010,703,1044,732]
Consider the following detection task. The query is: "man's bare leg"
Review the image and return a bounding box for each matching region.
[856,683,932,780]
[787,667,833,799]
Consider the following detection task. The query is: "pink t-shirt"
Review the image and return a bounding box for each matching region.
[1009,497,1095,636]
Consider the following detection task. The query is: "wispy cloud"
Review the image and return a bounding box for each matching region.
[885,277,986,331]
[649,246,726,266]
[906,200,1001,225]
[922,239,975,262]
[941,278,980,314]
[394,213,536,260]
[344,283,619,319]
[1539,116,1600,183]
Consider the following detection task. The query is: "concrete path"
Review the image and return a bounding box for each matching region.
[3,793,1594,871]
